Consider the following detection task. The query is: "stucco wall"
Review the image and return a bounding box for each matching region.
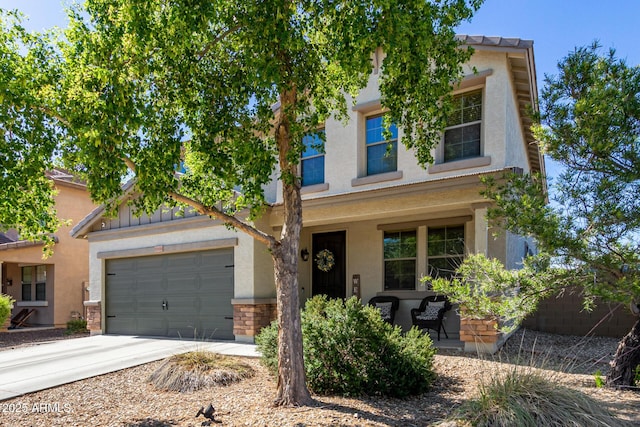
[0,182,95,327]
[51,183,96,325]
[275,49,521,205]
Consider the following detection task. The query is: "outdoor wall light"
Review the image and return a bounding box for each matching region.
[301,248,309,261]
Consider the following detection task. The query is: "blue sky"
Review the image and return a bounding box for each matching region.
[6,0,639,86]
[4,0,639,180]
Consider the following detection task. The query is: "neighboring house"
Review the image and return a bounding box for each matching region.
[0,170,96,328]
[71,36,543,343]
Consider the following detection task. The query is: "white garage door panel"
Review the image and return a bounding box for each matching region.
[105,248,234,339]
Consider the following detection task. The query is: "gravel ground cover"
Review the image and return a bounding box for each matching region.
[0,328,89,351]
[0,328,638,426]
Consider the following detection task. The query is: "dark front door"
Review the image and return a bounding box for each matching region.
[312,231,346,299]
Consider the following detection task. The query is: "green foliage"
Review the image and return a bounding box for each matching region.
[0,293,15,326]
[634,365,640,387]
[429,253,560,332]
[256,296,436,397]
[594,370,605,388]
[482,42,640,387]
[482,42,640,308]
[57,0,483,220]
[452,367,629,426]
[65,318,88,335]
[0,10,63,250]
[254,317,279,375]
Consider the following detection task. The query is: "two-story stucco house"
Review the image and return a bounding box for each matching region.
[1,170,96,328]
[71,36,543,343]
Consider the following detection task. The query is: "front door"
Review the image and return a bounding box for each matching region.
[312,231,346,299]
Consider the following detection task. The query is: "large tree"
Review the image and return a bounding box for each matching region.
[0,10,61,249]
[3,0,483,405]
[484,43,640,387]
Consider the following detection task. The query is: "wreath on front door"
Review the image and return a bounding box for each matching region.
[315,249,335,272]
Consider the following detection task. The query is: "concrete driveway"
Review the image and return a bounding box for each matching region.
[0,335,258,401]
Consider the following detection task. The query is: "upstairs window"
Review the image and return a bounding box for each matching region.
[301,130,325,186]
[427,225,465,279]
[384,230,416,290]
[366,115,398,175]
[444,90,482,162]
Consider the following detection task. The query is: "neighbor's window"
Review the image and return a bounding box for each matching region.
[21,266,32,301]
[427,225,465,279]
[444,90,482,162]
[20,265,47,301]
[35,265,46,301]
[301,130,325,186]
[366,115,398,175]
[383,230,416,290]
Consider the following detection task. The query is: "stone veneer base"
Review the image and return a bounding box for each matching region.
[232,299,277,341]
[84,301,102,334]
[459,317,504,354]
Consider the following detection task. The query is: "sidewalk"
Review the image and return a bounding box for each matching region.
[0,335,258,401]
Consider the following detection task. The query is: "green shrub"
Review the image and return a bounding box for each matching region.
[65,318,88,335]
[451,367,630,426]
[0,294,15,326]
[256,295,436,397]
[593,370,605,388]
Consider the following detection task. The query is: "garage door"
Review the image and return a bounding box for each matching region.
[105,248,234,340]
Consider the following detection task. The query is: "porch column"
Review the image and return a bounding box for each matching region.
[472,203,491,256]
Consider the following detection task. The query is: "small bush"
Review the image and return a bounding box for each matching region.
[0,294,15,326]
[256,295,436,397]
[65,318,88,335]
[594,370,605,388]
[149,350,255,392]
[451,367,630,426]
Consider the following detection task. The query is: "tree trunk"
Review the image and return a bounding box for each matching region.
[607,317,640,387]
[272,237,312,406]
[271,86,313,407]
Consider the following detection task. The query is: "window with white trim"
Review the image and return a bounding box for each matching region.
[427,225,465,279]
[366,115,398,175]
[21,265,47,301]
[383,230,416,290]
[444,90,482,162]
[301,130,325,186]
[21,267,32,301]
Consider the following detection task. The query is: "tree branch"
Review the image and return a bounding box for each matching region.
[197,25,242,60]
[120,154,277,248]
[168,190,277,248]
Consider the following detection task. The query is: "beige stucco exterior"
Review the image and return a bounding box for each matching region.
[1,177,96,327]
[73,36,543,342]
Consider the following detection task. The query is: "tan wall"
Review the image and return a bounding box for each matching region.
[50,183,95,325]
[275,50,521,205]
[0,182,95,327]
[523,288,638,338]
